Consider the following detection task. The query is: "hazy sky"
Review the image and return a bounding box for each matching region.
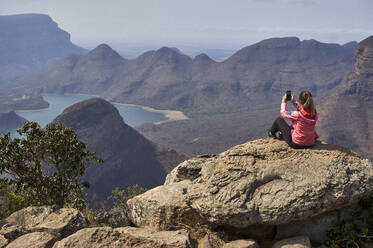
[1,0,372,49]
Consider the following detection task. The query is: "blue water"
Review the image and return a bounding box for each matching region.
[15,94,167,128]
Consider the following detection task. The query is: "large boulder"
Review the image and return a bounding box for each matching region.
[0,206,87,241]
[3,206,57,230]
[6,232,56,248]
[52,227,191,248]
[128,139,373,230]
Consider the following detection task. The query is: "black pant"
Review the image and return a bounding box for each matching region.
[270,117,312,149]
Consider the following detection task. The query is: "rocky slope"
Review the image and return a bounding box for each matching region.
[318,36,373,161]
[0,111,27,134]
[54,98,187,202]
[0,14,85,84]
[1,138,372,247]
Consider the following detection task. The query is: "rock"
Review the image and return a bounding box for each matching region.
[32,208,87,237]
[275,211,338,243]
[197,233,225,248]
[198,235,212,248]
[275,203,366,243]
[128,180,205,230]
[272,236,311,248]
[7,232,56,248]
[2,206,86,238]
[0,234,7,248]
[4,206,57,230]
[94,208,131,227]
[1,206,56,241]
[52,227,191,248]
[223,239,259,248]
[128,139,373,230]
[0,225,26,242]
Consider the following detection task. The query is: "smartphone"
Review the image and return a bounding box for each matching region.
[286,90,292,101]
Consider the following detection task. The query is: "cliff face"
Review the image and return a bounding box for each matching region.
[318,36,373,160]
[53,98,187,201]
[0,14,86,84]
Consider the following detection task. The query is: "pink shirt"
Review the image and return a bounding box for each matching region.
[281,101,319,146]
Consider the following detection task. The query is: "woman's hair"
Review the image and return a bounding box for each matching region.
[299,90,316,115]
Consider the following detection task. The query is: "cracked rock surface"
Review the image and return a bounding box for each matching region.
[128,139,373,229]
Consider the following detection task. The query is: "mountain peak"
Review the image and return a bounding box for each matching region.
[0,13,53,23]
[353,36,373,76]
[53,97,186,200]
[360,36,373,48]
[156,46,182,55]
[54,98,121,129]
[194,53,213,61]
[257,37,301,48]
[86,44,124,61]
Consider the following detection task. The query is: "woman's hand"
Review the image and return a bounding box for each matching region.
[282,94,294,103]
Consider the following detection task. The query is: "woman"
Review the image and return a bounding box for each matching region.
[268,90,318,149]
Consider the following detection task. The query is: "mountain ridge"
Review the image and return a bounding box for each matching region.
[14,37,356,115]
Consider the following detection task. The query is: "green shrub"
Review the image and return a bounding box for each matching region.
[109,184,146,209]
[326,198,373,248]
[0,121,102,214]
[0,178,27,219]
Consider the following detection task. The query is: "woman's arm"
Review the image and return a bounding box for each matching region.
[281,94,299,120]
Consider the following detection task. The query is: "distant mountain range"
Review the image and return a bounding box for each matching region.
[0,14,86,85]
[319,36,373,160]
[0,35,358,156]
[54,98,187,201]
[0,14,363,156]
[13,37,356,116]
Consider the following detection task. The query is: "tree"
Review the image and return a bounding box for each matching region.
[0,121,102,211]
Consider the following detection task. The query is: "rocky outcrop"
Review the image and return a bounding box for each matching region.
[127,139,373,243]
[1,138,372,247]
[52,227,191,248]
[1,206,192,248]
